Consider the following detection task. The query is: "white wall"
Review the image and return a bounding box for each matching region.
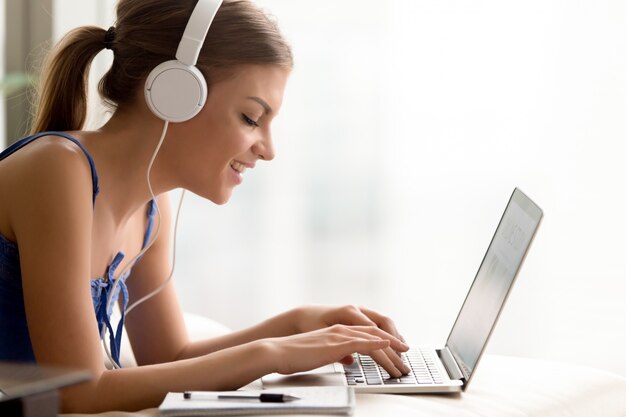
[175,0,626,377]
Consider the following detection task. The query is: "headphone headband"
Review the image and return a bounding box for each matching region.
[176,0,223,66]
[145,0,223,123]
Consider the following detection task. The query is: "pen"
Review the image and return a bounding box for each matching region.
[183,391,300,402]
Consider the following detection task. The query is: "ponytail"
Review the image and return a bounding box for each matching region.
[31,26,107,134]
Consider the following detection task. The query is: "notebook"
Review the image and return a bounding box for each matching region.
[263,188,543,394]
[159,386,355,416]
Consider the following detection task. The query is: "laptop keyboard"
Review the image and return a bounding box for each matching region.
[343,348,445,385]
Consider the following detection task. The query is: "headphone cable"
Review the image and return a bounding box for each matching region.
[101,120,170,368]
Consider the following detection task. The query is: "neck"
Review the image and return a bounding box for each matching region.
[81,106,176,226]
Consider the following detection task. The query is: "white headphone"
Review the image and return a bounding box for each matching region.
[144,0,223,123]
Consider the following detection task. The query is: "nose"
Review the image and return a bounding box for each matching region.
[253,131,275,161]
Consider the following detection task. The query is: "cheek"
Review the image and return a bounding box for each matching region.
[213,129,255,161]
[183,114,255,170]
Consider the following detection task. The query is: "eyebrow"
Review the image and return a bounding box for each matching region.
[247,96,273,115]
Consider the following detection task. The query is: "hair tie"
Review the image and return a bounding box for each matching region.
[104,26,116,50]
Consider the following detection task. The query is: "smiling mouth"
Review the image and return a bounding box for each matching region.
[230,161,247,174]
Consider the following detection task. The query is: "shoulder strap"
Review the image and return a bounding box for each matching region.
[142,200,157,249]
[0,132,100,205]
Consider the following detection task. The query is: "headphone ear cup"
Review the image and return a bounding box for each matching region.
[145,60,208,123]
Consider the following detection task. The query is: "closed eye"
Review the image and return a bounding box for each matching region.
[242,113,260,128]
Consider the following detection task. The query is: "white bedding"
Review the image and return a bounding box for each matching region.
[62,354,626,417]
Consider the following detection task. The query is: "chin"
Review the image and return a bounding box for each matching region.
[211,198,230,206]
[208,191,233,205]
[193,184,234,205]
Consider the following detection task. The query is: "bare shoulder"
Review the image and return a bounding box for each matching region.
[2,134,93,184]
[20,134,92,175]
[7,135,95,240]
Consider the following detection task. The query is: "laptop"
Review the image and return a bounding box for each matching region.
[0,362,91,401]
[263,188,543,393]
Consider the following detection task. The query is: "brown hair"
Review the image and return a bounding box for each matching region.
[30,0,293,134]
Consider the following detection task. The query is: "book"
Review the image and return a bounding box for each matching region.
[159,386,355,416]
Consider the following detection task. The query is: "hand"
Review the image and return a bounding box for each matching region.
[265,324,410,377]
[293,305,406,343]
[289,305,411,376]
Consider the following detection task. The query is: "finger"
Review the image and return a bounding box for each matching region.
[322,331,390,363]
[350,309,407,358]
[383,346,411,375]
[339,355,355,365]
[359,306,404,340]
[360,310,408,357]
[368,348,404,378]
[348,326,409,353]
[333,329,408,377]
[350,338,390,355]
[336,305,377,327]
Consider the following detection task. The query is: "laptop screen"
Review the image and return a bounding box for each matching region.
[445,188,542,383]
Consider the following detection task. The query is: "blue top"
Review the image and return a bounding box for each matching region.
[0,132,156,367]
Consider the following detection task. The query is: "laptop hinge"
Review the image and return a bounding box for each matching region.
[437,347,465,382]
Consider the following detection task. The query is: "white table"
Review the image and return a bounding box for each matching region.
[62,354,626,417]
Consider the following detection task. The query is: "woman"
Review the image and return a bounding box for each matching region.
[0,0,409,412]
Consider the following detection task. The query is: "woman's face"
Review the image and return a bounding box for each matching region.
[172,64,290,204]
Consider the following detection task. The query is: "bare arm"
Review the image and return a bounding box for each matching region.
[70,342,274,411]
